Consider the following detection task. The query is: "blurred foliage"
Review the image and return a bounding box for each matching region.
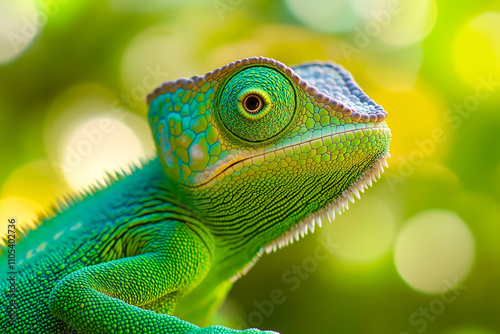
[1,0,500,333]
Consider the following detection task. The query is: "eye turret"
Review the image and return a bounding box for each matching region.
[217,66,297,143]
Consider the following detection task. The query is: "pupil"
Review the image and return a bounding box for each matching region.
[244,95,262,113]
[247,96,258,110]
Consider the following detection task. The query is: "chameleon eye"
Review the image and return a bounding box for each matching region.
[217,66,297,143]
[242,94,264,114]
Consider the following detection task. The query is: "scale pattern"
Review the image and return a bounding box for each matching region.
[1,57,390,334]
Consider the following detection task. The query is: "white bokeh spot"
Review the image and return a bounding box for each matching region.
[394,210,475,294]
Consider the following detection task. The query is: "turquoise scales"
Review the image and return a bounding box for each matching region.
[1,57,390,333]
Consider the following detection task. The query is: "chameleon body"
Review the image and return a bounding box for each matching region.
[0,57,390,333]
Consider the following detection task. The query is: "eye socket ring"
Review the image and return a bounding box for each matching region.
[242,94,264,114]
[217,66,296,143]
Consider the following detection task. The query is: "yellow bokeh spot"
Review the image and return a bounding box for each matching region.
[1,159,71,209]
[371,87,449,170]
[453,11,500,87]
[0,197,43,247]
[394,210,475,294]
[323,197,396,265]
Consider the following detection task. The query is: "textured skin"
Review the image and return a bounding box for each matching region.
[0,57,390,333]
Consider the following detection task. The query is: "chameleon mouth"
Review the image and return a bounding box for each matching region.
[229,148,391,282]
[194,125,390,188]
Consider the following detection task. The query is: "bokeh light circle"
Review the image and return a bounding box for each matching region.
[43,84,154,193]
[0,197,43,247]
[284,0,358,33]
[0,159,71,208]
[394,210,475,294]
[120,25,196,112]
[364,44,423,92]
[326,197,396,264]
[0,0,40,64]
[376,0,437,46]
[58,117,145,192]
[453,11,500,87]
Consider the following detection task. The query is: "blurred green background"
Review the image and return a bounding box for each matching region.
[1,0,499,333]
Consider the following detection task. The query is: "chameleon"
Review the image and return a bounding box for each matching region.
[0,56,390,333]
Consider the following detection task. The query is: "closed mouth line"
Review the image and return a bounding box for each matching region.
[189,126,391,188]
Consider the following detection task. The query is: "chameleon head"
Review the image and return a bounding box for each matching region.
[148,57,391,257]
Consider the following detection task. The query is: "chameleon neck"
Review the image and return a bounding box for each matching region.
[14,158,208,262]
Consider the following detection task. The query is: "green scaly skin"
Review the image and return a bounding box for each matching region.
[0,57,391,333]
